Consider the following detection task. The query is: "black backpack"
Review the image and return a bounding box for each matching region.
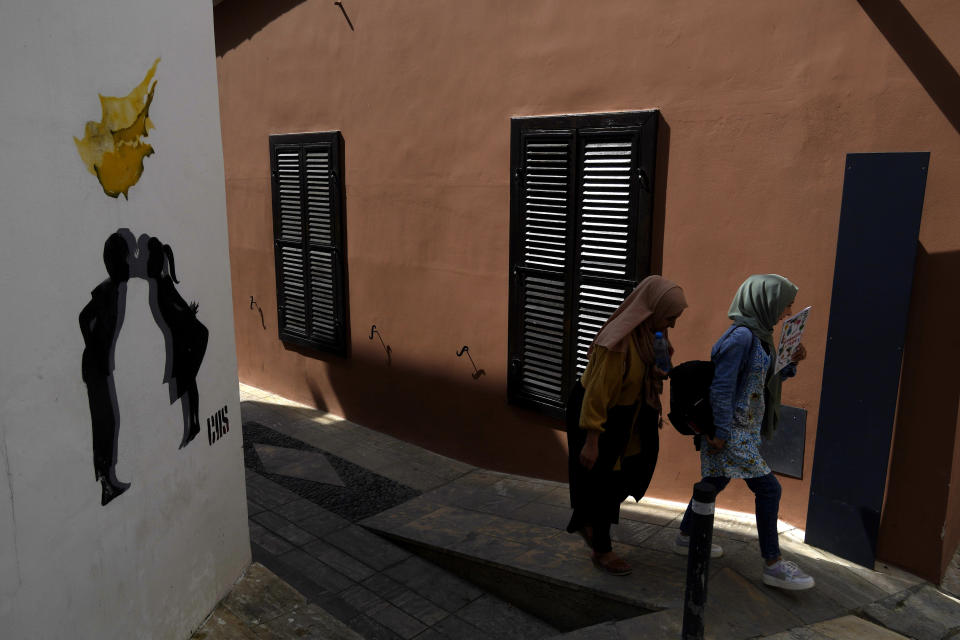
[666,360,716,439]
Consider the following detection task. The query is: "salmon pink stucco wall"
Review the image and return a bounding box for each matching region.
[214,0,960,581]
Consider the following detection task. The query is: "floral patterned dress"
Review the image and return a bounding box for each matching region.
[701,332,772,479]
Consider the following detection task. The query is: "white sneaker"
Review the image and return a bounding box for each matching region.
[673,533,724,559]
[762,559,815,590]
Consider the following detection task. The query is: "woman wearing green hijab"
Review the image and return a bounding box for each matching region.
[673,274,815,591]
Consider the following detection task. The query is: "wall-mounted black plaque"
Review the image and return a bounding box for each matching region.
[759,405,806,479]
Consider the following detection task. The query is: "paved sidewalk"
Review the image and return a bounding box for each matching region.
[234,383,960,640]
[191,563,362,640]
[238,385,557,640]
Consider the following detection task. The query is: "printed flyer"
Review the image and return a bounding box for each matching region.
[775,306,811,374]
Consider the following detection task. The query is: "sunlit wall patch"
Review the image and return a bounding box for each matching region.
[74,58,160,199]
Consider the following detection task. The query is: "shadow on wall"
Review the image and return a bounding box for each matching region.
[878,245,960,580]
[214,0,310,57]
[273,344,571,483]
[858,0,960,135]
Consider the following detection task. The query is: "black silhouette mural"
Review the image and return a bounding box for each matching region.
[80,231,133,506]
[80,229,208,506]
[144,236,209,448]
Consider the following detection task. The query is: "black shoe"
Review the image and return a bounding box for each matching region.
[101,477,130,506]
[179,422,200,449]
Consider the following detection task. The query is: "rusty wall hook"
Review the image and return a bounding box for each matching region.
[456,345,486,379]
[369,324,392,365]
[249,296,266,330]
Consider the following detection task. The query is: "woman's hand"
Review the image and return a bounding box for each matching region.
[580,431,600,470]
[705,435,726,452]
[791,343,807,363]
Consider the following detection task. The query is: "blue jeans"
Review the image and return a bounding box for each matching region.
[679,473,782,561]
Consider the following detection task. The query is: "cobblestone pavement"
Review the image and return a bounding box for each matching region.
[235,387,557,640]
[191,563,363,640]
[216,384,960,640]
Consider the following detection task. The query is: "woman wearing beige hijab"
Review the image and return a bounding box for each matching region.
[566,275,688,575]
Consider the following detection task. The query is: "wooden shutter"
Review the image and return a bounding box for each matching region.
[508,130,575,414]
[304,145,339,344]
[270,132,348,355]
[508,112,658,419]
[572,129,644,377]
[275,147,308,336]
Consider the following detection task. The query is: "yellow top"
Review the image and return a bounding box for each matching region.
[578,333,648,432]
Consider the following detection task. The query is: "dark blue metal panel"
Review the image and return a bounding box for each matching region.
[805,152,929,568]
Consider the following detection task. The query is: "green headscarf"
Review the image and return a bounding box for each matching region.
[728,274,798,440]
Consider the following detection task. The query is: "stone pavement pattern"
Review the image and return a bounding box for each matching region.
[191,562,362,640]
[227,384,960,639]
[236,385,558,640]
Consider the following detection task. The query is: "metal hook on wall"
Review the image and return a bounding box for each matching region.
[333,1,355,31]
[456,345,486,379]
[249,296,266,330]
[369,324,392,365]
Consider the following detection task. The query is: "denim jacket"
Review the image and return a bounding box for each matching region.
[710,326,796,441]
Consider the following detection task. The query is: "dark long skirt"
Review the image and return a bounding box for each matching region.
[565,382,660,553]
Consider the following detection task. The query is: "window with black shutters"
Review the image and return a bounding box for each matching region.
[507,111,659,419]
[269,131,348,355]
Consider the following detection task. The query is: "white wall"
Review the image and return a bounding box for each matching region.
[0,1,249,638]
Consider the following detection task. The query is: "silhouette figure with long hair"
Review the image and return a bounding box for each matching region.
[145,237,209,448]
[81,230,210,506]
[80,232,133,506]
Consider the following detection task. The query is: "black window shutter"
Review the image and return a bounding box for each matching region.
[508,129,576,416]
[571,127,645,378]
[508,112,658,419]
[270,132,348,356]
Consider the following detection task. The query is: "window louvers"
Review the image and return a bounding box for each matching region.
[579,139,633,278]
[508,112,658,419]
[308,249,337,342]
[573,282,632,376]
[513,132,574,405]
[270,132,348,356]
[278,246,307,335]
[522,138,571,271]
[278,151,302,240]
[306,149,333,244]
[571,131,643,378]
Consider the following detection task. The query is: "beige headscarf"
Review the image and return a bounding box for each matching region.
[588,275,688,409]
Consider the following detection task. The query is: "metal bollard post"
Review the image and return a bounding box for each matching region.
[682,481,717,640]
